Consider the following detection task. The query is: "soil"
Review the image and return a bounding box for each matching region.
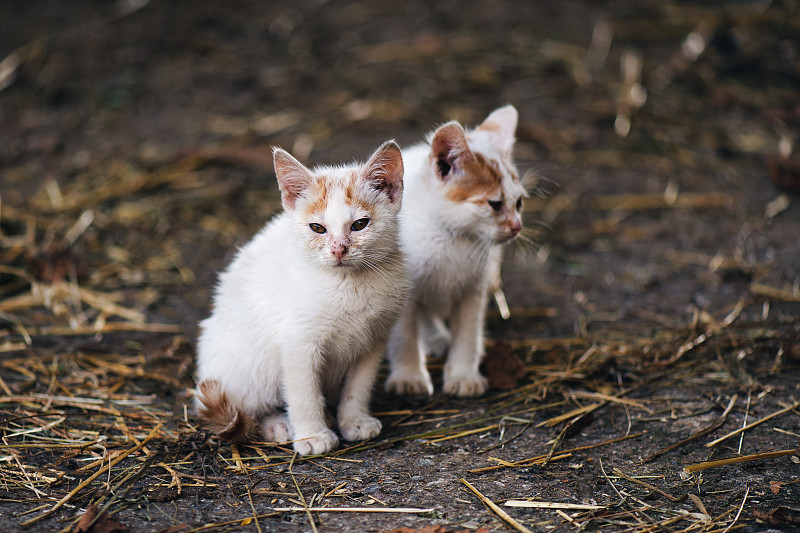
[1,1,799,532]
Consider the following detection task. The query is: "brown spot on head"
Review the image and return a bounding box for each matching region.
[302,177,329,219]
[444,151,505,203]
[347,175,374,213]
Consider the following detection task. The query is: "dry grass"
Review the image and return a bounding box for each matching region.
[2,159,798,531]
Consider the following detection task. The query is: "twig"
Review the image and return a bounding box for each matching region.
[427,424,498,444]
[738,392,751,455]
[569,391,653,414]
[536,403,602,428]
[478,416,533,454]
[706,401,800,448]
[504,501,605,510]
[469,431,643,474]
[641,395,737,462]
[542,421,571,466]
[684,448,799,473]
[86,452,158,530]
[460,479,534,533]
[750,282,800,302]
[288,452,317,533]
[24,322,181,336]
[721,487,749,533]
[597,459,624,501]
[612,467,686,502]
[274,507,435,513]
[247,488,263,533]
[20,424,162,528]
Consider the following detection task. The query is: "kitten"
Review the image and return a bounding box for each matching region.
[195,140,407,456]
[385,105,525,397]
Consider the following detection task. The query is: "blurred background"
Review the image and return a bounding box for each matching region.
[1,2,799,531]
[2,0,797,337]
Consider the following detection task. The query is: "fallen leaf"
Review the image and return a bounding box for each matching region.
[767,156,800,194]
[383,527,447,533]
[383,526,491,533]
[753,506,800,526]
[482,340,527,390]
[769,480,784,494]
[72,505,129,533]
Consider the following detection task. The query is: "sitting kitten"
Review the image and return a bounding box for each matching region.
[386,105,525,397]
[195,141,407,456]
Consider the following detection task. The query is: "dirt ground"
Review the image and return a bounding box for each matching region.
[2,1,800,532]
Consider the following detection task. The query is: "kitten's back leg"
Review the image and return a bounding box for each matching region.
[420,314,451,358]
[260,413,291,444]
[385,306,434,396]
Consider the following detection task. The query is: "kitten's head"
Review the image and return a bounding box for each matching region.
[428,105,526,244]
[273,141,404,270]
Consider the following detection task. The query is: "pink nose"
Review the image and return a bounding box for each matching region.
[332,243,348,261]
[508,219,522,236]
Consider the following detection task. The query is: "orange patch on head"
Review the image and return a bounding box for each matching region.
[343,175,372,213]
[445,152,504,203]
[302,178,328,218]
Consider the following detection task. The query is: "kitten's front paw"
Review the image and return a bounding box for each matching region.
[339,415,382,442]
[293,428,339,456]
[443,372,489,397]
[385,370,433,396]
[260,414,291,443]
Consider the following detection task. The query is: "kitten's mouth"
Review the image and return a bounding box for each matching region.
[331,258,353,268]
[496,232,520,244]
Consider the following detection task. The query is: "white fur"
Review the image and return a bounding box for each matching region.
[386,105,525,397]
[196,142,408,455]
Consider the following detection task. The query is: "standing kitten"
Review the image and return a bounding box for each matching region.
[386,105,525,397]
[195,141,407,456]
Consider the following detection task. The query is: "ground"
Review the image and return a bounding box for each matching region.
[1,1,799,532]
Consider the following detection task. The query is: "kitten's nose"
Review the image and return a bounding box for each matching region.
[332,243,348,261]
[508,218,522,236]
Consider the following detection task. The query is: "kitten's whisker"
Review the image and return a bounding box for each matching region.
[522,219,553,230]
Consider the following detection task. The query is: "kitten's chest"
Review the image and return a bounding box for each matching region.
[415,238,495,308]
[309,271,406,356]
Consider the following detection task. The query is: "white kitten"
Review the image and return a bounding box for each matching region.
[195,141,407,456]
[386,105,525,397]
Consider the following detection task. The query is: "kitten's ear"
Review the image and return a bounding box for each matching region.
[273,147,313,210]
[477,105,518,154]
[431,122,470,181]
[361,140,404,203]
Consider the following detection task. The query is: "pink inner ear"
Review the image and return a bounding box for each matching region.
[478,106,518,153]
[432,123,469,158]
[273,149,313,209]
[477,121,501,133]
[364,141,404,203]
[431,123,470,179]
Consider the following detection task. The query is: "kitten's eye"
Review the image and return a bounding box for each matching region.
[515,197,523,211]
[488,200,503,212]
[309,223,326,234]
[351,218,370,231]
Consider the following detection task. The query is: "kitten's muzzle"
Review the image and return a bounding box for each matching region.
[331,243,348,263]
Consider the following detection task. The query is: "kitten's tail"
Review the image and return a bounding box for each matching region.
[195,379,259,441]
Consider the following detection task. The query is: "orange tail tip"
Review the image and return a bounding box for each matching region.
[195,379,258,442]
